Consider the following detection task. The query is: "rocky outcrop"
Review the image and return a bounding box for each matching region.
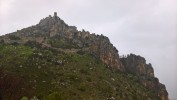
[36,12,124,70]
[120,54,168,100]
[38,12,77,37]
[120,54,154,77]
[139,77,168,100]
[86,34,124,70]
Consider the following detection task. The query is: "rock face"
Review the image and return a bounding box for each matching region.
[0,12,168,99]
[120,54,168,100]
[38,12,77,37]
[120,54,154,77]
[87,34,124,70]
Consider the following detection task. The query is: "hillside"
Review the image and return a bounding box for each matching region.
[0,12,168,100]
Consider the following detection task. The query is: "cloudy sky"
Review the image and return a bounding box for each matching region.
[0,0,177,99]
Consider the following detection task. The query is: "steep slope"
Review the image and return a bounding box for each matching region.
[120,54,168,100]
[0,12,124,71]
[0,12,168,100]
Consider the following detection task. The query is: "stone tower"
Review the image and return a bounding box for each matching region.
[54,12,57,17]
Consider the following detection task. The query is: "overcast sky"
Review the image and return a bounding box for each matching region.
[0,0,177,99]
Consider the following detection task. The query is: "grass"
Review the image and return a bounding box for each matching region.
[48,37,80,49]
[0,44,160,100]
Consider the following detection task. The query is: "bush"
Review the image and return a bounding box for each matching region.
[86,77,92,82]
[76,50,85,55]
[0,39,4,43]
[66,73,80,82]
[11,42,19,46]
[77,83,86,92]
[45,92,66,100]
[8,35,21,40]
[21,96,28,100]
[24,41,42,48]
[48,37,79,49]
[80,68,89,75]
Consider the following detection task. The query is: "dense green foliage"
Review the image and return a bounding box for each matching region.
[0,44,160,100]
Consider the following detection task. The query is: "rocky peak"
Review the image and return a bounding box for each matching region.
[120,53,154,78]
[120,54,168,100]
[36,13,124,70]
[38,12,77,37]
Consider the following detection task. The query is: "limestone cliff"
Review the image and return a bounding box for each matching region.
[120,54,168,100]
[120,54,154,77]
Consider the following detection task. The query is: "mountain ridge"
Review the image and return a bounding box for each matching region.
[0,12,168,100]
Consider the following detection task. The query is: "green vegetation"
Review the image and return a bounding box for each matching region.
[44,92,66,100]
[48,36,79,49]
[8,35,21,40]
[0,44,160,100]
[21,96,28,100]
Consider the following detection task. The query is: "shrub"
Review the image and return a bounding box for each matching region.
[76,50,85,55]
[24,41,42,48]
[77,83,86,92]
[45,92,66,100]
[0,39,4,43]
[21,96,28,100]
[80,69,88,75]
[8,35,21,40]
[86,77,92,82]
[11,42,19,46]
